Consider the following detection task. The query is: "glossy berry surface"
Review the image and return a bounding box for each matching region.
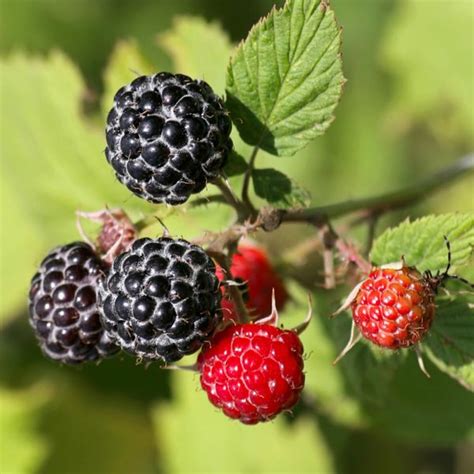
[28,242,118,364]
[105,72,233,205]
[198,323,305,424]
[352,266,436,349]
[99,237,221,362]
[216,245,288,322]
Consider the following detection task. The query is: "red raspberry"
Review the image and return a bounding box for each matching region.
[351,266,436,349]
[216,245,288,321]
[198,323,305,424]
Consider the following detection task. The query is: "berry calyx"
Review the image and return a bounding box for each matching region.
[98,237,222,363]
[28,242,119,364]
[198,322,305,424]
[76,208,137,264]
[351,265,435,349]
[105,72,233,205]
[216,244,288,322]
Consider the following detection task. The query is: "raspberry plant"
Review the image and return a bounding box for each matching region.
[2,0,474,471]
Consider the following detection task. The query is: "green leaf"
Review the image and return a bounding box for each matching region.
[381,0,474,141]
[0,386,50,474]
[223,150,248,177]
[253,168,311,208]
[0,174,43,327]
[370,213,474,273]
[423,293,474,391]
[153,371,335,474]
[158,16,233,96]
[0,52,153,321]
[101,40,155,118]
[226,0,345,156]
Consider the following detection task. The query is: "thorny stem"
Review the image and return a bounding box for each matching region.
[241,145,259,212]
[196,155,472,284]
[136,155,473,238]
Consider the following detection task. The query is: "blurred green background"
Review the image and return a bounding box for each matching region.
[0,0,473,473]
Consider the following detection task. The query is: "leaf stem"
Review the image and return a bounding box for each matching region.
[241,145,259,212]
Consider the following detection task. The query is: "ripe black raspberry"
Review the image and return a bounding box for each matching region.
[28,242,119,364]
[105,72,233,205]
[98,237,221,362]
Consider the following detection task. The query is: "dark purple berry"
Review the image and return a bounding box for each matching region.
[98,237,221,362]
[28,242,119,364]
[104,72,233,205]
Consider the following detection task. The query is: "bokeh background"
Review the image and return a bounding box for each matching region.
[1,0,473,473]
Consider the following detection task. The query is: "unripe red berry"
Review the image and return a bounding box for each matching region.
[216,245,288,322]
[351,266,436,349]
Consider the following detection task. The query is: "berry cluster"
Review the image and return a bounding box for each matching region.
[27,71,305,424]
[28,69,455,426]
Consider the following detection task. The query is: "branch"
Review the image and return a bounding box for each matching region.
[279,154,474,224]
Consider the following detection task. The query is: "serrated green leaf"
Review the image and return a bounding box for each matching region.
[158,16,232,96]
[223,150,248,177]
[0,386,50,474]
[370,213,474,273]
[101,40,155,118]
[253,168,311,208]
[226,0,345,156]
[423,293,474,391]
[153,371,335,474]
